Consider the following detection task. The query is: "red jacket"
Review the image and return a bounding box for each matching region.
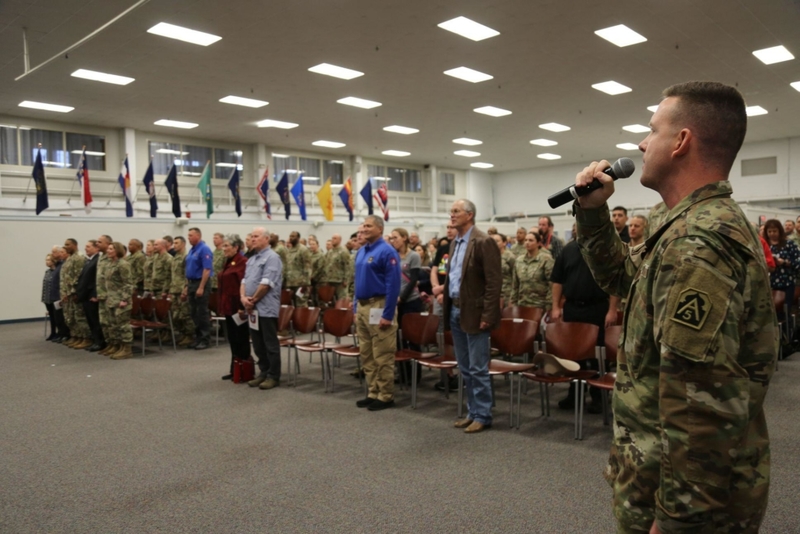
[217,252,247,316]
[759,235,776,271]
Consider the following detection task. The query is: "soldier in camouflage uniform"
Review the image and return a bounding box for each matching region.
[574,82,777,533]
[321,233,351,301]
[284,231,312,307]
[150,239,173,297]
[308,235,325,305]
[509,227,527,257]
[60,238,91,348]
[104,242,135,359]
[143,239,155,293]
[95,235,114,354]
[211,232,225,291]
[492,234,515,305]
[510,232,553,325]
[126,238,146,293]
[169,236,195,345]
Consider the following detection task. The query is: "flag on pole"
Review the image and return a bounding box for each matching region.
[142,161,158,218]
[117,156,135,217]
[360,178,373,215]
[164,164,181,217]
[338,176,354,221]
[32,149,49,215]
[256,167,271,219]
[76,148,93,214]
[317,178,334,221]
[276,171,291,220]
[291,173,307,221]
[374,182,389,221]
[228,168,242,217]
[197,162,213,218]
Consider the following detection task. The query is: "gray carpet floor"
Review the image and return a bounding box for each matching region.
[1,322,797,533]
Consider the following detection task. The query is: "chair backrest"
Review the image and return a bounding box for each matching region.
[322,308,355,338]
[543,321,600,362]
[278,305,295,332]
[207,291,218,315]
[603,324,622,365]
[491,318,538,357]
[334,298,352,309]
[139,295,156,319]
[281,289,294,306]
[502,305,541,322]
[292,307,321,334]
[154,298,172,321]
[400,312,440,347]
[131,295,142,318]
[316,284,336,304]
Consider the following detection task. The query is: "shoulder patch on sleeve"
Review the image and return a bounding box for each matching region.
[671,288,711,330]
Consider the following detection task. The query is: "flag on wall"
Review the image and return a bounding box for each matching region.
[32,149,49,215]
[276,171,290,219]
[228,168,242,217]
[117,156,135,217]
[197,162,213,218]
[374,182,389,221]
[317,178,334,221]
[359,178,373,215]
[76,148,93,214]
[338,176,354,221]
[164,164,181,217]
[291,173,307,221]
[142,161,158,218]
[256,167,271,219]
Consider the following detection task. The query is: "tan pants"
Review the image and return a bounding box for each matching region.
[355,297,397,402]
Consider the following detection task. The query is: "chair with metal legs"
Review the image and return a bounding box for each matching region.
[296,308,354,391]
[577,325,621,439]
[489,318,538,428]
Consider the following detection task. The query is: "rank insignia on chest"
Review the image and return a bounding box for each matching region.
[671,287,711,330]
[367,257,374,263]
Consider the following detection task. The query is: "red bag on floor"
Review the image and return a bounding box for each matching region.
[233,358,255,383]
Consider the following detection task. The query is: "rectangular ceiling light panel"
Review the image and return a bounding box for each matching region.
[471,162,494,168]
[383,125,419,135]
[19,101,74,113]
[592,81,632,95]
[337,97,382,109]
[594,24,647,47]
[454,150,480,157]
[154,119,198,129]
[444,66,493,83]
[147,22,221,46]
[220,95,268,108]
[71,69,134,85]
[537,153,561,160]
[530,139,557,146]
[382,150,410,157]
[438,16,499,41]
[752,45,794,65]
[745,106,768,116]
[539,122,570,132]
[313,140,346,148]
[257,119,298,129]
[622,124,650,133]
[616,143,640,151]
[474,106,511,117]
[308,63,364,80]
[453,138,483,146]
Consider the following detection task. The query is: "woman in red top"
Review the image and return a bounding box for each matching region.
[217,234,250,380]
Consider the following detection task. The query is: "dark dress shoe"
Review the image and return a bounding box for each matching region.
[54,337,64,343]
[194,342,209,350]
[367,399,395,411]
[188,340,200,349]
[87,344,105,352]
[356,397,375,408]
[46,334,58,341]
[221,374,232,380]
[435,377,460,392]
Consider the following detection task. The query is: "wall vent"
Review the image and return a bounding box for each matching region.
[741,156,777,176]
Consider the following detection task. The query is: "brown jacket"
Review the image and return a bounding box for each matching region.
[443,226,502,334]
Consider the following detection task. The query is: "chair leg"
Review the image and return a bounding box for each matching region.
[508,374,514,428]
[576,379,584,440]
[516,373,524,429]
[602,389,610,426]
[457,374,464,419]
[539,382,545,416]
[411,361,417,409]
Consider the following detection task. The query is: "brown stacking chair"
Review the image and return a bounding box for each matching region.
[394,312,439,402]
[502,305,544,324]
[489,318,538,428]
[316,284,337,310]
[280,289,294,306]
[332,313,367,395]
[334,297,352,309]
[520,321,600,438]
[136,296,175,356]
[296,308,354,391]
[577,324,621,439]
[414,331,459,408]
[282,307,321,385]
[208,290,225,347]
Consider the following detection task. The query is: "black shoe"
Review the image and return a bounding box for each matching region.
[356,397,376,408]
[54,337,64,343]
[188,340,200,349]
[221,374,232,380]
[435,377,460,392]
[368,399,395,411]
[195,342,209,350]
[558,397,576,410]
[87,344,105,352]
[587,401,604,414]
[46,334,57,341]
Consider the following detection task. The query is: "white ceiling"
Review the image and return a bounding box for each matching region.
[1,0,800,172]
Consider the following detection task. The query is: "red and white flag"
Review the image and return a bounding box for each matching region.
[374,182,389,221]
[76,148,92,214]
[256,167,272,219]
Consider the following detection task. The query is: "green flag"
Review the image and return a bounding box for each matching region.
[197,161,213,218]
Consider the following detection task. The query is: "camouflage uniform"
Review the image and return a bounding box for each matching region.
[143,254,154,292]
[321,245,351,300]
[105,259,134,345]
[309,248,325,305]
[96,254,112,342]
[511,251,553,309]
[348,253,356,299]
[647,201,669,239]
[509,242,526,257]
[285,244,312,307]
[500,250,516,303]
[273,242,288,283]
[211,248,225,290]
[151,252,173,296]
[575,181,777,533]
[126,250,146,292]
[60,252,90,339]
[169,251,194,337]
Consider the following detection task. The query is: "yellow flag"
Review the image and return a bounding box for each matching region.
[317,177,334,221]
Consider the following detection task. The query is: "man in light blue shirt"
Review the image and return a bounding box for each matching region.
[241,227,283,390]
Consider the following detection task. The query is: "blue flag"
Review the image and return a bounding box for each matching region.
[360,178,373,215]
[32,149,49,215]
[338,177,354,221]
[142,161,158,218]
[227,168,242,217]
[276,171,290,220]
[291,173,307,221]
[164,165,181,218]
[117,157,134,218]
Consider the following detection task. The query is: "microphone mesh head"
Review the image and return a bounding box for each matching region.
[613,158,636,178]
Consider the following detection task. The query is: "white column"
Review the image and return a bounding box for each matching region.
[428,165,438,215]
[123,128,137,182]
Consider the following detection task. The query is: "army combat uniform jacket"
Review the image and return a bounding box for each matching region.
[511,251,553,309]
[576,181,777,534]
[499,250,516,302]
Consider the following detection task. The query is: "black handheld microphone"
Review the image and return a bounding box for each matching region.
[547,158,636,209]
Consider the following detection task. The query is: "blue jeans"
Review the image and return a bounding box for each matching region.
[450,307,493,425]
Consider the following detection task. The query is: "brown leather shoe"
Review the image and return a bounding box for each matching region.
[464,421,491,434]
[453,418,473,428]
[73,339,91,349]
[110,345,133,360]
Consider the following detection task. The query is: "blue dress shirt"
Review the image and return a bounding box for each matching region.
[354,237,401,321]
[186,240,214,281]
[242,246,283,318]
[448,226,473,299]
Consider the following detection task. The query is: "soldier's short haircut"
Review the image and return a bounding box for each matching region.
[162,235,173,244]
[214,232,224,239]
[365,214,384,230]
[131,239,143,248]
[499,233,507,242]
[147,239,155,245]
[224,233,244,250]
[87,239,99,248]
[662,81,746,174]
[174,236,186,244]
[350,232,358,239]
[101,235,113,243]
[111,242,126,258]
[612,206,628,216]
[66,238,77,246]
[630,215,648,227]
[188,227,201,236]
